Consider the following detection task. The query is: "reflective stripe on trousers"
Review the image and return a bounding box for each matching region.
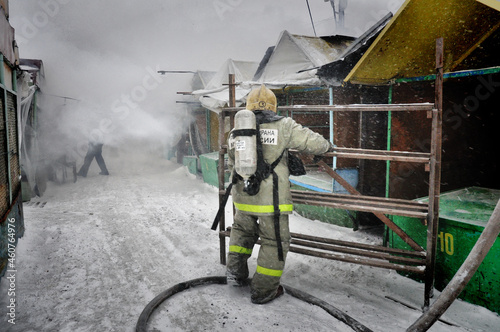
[233,202,293,214]
[256,265,283,277]
[229,245,253,255]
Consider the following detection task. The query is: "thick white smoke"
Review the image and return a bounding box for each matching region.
[9,0,403,163]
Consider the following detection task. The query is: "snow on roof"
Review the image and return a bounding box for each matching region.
[192,31,355,111]
[254,30,354,88]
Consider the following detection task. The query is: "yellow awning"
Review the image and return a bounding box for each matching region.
[345,0,500,85]
[477,0,500,11]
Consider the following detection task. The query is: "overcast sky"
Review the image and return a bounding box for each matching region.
[9,0,404,149]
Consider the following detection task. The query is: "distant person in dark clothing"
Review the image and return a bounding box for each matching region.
[77,138,109,177]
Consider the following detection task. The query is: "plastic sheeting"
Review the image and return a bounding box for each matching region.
[255,31,351,87]
[18,74,38,196]
[191,59,258,113]
[191,31,354,112]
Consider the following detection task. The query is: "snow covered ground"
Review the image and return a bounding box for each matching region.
[1,147,499,332]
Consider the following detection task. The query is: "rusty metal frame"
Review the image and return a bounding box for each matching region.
[216,39,443,308]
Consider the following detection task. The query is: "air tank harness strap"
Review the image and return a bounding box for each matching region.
[272,169,284,261]
[254,119,286,261]
[232,128,258,137]
[269,149,285,261]
[211,178,236,231]
[249,120,286,261]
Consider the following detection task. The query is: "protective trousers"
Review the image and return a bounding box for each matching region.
[78,144,109,177]
[227,210,290,304]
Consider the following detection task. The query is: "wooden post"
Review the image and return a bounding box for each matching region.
[424,37,444,309]
[217,74,236,265]
[218,108,226,265]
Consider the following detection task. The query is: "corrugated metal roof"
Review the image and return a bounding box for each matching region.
[345,0,500,85]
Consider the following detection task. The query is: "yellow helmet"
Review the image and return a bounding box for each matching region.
[246,84,277,112]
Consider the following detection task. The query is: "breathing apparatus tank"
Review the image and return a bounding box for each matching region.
[233,109,257,182]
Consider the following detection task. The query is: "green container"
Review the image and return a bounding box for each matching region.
[199,152,229,187]
[387,187,500,314]
[182,156,198,175]
[293,202,356,228]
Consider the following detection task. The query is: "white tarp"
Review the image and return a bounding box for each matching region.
[192,32,353,112]
[191,59,258,113]
[18,73,38,195]
[253,30,353,88]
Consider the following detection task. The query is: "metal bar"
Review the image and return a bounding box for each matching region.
[330,147,430,158]
[325,150,430,163]
[282,104,434,112]
[291,148,430,163]
[293,197,427,219]
[424,37,444,309]
[220,229,425,258]
[219,229,425,273]
[291,191,428,213]
[225,103,434,113]
[290,232,426,258]
[291,190,428,209]
[289,246,425,275]
[386,84,394,198]
[291,238,425,266]
[318,161,424,251]
[291,191,428,215]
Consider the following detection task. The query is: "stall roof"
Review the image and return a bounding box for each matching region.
[203,59,258,91]
[190,71,216,91]
[255,30,354,87]
[477,0,500,11]
[19,59,44,86]
[192,31,355,111]
[344,0,500,85]
[191,59,259,112]
[316,12,393,86]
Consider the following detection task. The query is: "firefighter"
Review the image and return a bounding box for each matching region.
[226,84,332,304]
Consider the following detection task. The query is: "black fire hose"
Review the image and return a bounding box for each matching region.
[135,276,373,332]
